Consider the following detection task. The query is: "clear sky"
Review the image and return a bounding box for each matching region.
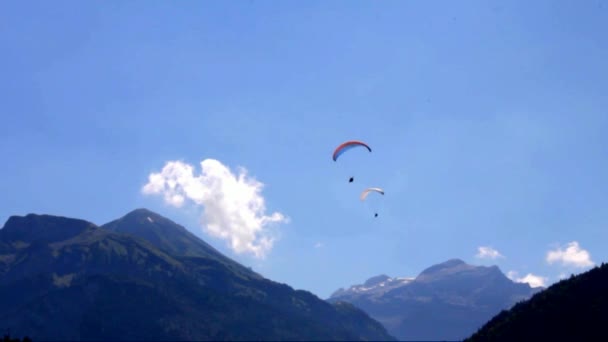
[1,0,607,298]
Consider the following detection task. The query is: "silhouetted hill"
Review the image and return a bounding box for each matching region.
[2,334,32,342]
[329,259,540,341]
[466,263,608,341]
[0,211,395,341]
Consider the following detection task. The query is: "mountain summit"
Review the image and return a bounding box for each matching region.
[102,208,224,259]
[329,259,540,341]
[417,258,469,277]
[0,210,395,341]
[0,214,96,247]
[101,208,261,281]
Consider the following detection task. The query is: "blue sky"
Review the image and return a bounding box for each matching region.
[1,0,607,298]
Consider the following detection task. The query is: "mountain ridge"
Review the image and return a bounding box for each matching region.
[1,214,96,247]
[0,210,395,341]
[466,262,608,341]
[100,208,260,280]
[102,208,223,257]
[329,258,540,341]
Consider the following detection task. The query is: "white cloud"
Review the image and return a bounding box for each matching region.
[475,246,504,259]
[546,241,594,268]
[314,242,324,249]
[142,159,288,259]
[518,273,547,288]
[507,270,547,288]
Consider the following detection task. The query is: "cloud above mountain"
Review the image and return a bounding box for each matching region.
[507,271,547,288]
[142,159,288,258]
[546,241,594,268]
[475,246,504,259]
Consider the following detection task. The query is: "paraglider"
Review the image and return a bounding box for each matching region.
[329,140,387,219]
[332,140,372,162]
[360,187,384,218]
[360,187,385,201]
[333,140,371,183]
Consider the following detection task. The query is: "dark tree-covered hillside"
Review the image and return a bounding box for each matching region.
[467,263,608,341]
[2,333,32,342]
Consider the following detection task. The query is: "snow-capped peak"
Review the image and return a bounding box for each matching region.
[337,275,414,296]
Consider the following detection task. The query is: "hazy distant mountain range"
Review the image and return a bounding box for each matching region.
[0,209,395,341]
[329,259,541,341]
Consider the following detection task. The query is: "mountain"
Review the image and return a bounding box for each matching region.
[101,208,257,279]
[102,208,222,258]
[0,210,395,341]
[328,259,540,341]
[466,262,608,341]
